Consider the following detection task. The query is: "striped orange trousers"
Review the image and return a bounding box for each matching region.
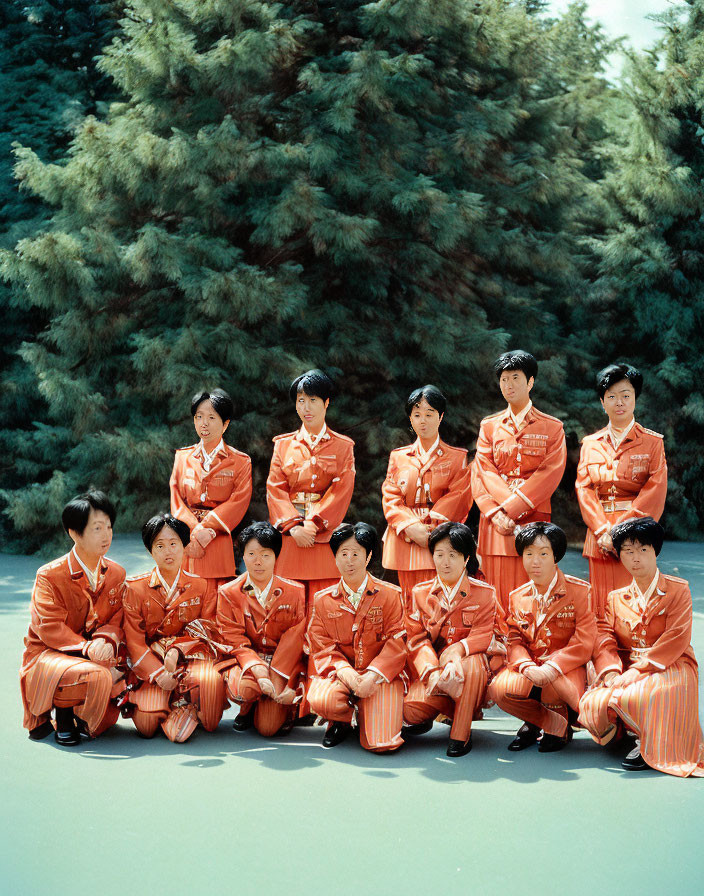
[403,654,489,745]
[307,677,404,752]
[489,667,585,737]
[225,666,294,737]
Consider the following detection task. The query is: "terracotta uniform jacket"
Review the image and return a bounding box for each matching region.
[472,405,566,558]
[170,441,253,580]
[123,568,223,684]
[307,576,407,682]
[505,571,596,675]
[405,575,497,681]
[575,422,667,560]
[381,440,472,571]
[216,574,307,688]
[20,550,126,729]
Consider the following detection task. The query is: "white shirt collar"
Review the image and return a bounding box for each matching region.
[197,439,224,472]
[607,418,635,449]
[415,435,440,464]
[245,574,275,609]
[531,571,559,624]
[341,574,369,610]
[508,400,532,430]
[631,570,660,613]
[437,575,464,610]
[72,548,101,592]
[155,567,181,602]
[300,424,328,449]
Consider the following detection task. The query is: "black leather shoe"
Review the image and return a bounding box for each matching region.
[74,717,91,739]
[232,705,255,731]
[295,712,317,727]
[401,719,434,739]
[54,707,81,747]
[538,726,573,753]
[507,722,541,751]
[447,736,472,757]
[621,745,649,771]
[322,722,352,748]
[28,720,54,741]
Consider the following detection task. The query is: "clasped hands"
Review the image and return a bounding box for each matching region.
[426,644,466,700]
[491,510,516,536]
[521,661,560,688]
[336,666,383,699]
[290,520,318,548]
[185,524,217,558]
[404,522,431,548]
[251,664,297,704]
[601,667,645,689]
[86,637,123,683]
[596,531,617,557]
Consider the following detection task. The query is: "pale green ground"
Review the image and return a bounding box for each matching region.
[1,537,703,896]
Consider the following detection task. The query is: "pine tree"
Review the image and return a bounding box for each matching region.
[575,0,704,536]
[1,0,614,552]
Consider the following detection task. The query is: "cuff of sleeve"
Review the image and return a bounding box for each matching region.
[595,663,621,683]
[365,664,389,684]
[309,514,327,533]
[460,638,470,657]
[205,511,230,534]
[594,523,610,537]
[428,511,449,523]
[485,505,502,520]
[641,658,666,671]
[269,663,291,681]
[419,665,440,683]
[395,518,417,536]
[543,659,562,676]
[148,666,166,683]
[517,660,534,674]
[240,658,261,675]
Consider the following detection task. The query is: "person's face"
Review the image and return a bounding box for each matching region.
[499,369,534,409]
[296,390,329,433]
[243,539,277,585]
[69,508,112,560]
[521,535,557,587]
[335,536,370,584]
[193,399,229,447]
[150,525,185,573]
[618,539,658,582]
[409,398,443,443]
[432,537,467,585]
[600,378,636,428]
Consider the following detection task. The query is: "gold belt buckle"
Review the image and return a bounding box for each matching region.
[292,492,321,517]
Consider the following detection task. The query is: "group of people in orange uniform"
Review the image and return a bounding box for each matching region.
[20,354,704,777]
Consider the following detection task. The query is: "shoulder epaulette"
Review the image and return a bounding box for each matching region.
[182,570,201,579]
[481,410,505,424]
[662,573,688,585]
[639,425,664,439]
[272,431,297,442]
[126,572,151,583]
[468,576,495,592]
[276,575,306,590]
[564,573,590,588]
[508,580,533,599]
[226,444,251,459]
[531,407,563,426]
[327,429,355,446]
[176,443,198,452]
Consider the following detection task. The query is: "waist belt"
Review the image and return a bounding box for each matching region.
[599,499,633,514]
[292,492,322,516]
[258,651,274,666]
[629,646,649,664]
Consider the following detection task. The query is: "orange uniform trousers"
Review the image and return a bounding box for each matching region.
[403,654,489,746]
[131,660,225,743]
[489,667,585,738]
[307,677,404,753]
[225,666,297,737]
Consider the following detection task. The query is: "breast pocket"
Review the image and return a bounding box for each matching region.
[207,471,235,501]
[430,462,452,490]
[627,455,650,484]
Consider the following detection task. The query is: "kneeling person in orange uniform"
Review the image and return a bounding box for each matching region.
[489,522,596,752]
[123,514,226,743]
[20,490,126,747]
[403,522,498,757]
[307,522,407,752]
[217,522,307,737]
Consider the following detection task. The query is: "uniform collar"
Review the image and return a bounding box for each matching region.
[196,439,225,472]
[629,569,661,613]
[413,436,440,464]
[341,574,369,610]
[529,570,559,604]
[244,574,275,609]
[436,574,464,610]
[69,547,107,588]
[507,400,532,430]
[607,417,635,449]
[298,424,329,449]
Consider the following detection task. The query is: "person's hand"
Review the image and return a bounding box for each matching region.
[426,669,443,697]
[164,648,180,673]
[354,671,382,699]
[612,667,644,689]
[155,669,179,691]
[527,664,559,687]
[336,666,361,692]
[86,638,115,664]
[193,526,217,549]
[435,657,465,700]
[274,686,298,705]
[601,671,619,687]
[491,510,516,535]
[521,662,540,684]
[109,667,124,684]
[291,524,316,548]
[251,664,276,698]
[438,643,465,666]
[405,522,430,548]
[597,532,615,555]
[185,539,205,559]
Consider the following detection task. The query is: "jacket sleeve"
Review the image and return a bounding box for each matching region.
[575,440,610,537]
[170,453,200,530]
[592,595,623,680]
[202,456,253,535]
[270,588,307,684]
[93,577,126,650]
[460,588,496,657]
[431,453,472,523]
[638,584,692,672]
[382,452,421,535]
[471,421,513,517]
[622,436,667,523]
[29,573,90,655]
[505,597,534,672]
[544,587,596,675]
[365,593,407,682]
[215,588,262,673]
[405,596,440,681]
[309,440,356,535]
[122,584,164,681]
[307,600,355,678]
[502,422,567,520]
[267,440,303,533]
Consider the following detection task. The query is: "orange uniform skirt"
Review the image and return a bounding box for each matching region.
[588,554,631,619]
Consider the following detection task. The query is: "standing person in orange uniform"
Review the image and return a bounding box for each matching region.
[123,513,226,743]
[307,523,407,752]
[382,386,472,608]
[489,522,596,753]
[579,517,704,776]
[402,522,497,757]
[170,388,253,608]
[217,522,307,737]
[471,350,566,612]
[575,364,667,619]
[20,490,126,747]
[267,370,355,606]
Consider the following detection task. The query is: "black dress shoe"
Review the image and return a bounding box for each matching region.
[74,717,92,739]
[54,707,81,747]
[621,744,649,771]
[446,736,472,757]
[322,721,352,748]
[232,705,255,731]
[28,720,54,741]
[538,726,573,753]
[295,712,318,727]
[507,722,541,751]
[401,719,434,739]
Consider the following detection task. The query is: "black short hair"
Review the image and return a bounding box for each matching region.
[611,517,664,557]
[238,521,283,558]
[596,363,643,399]
[289,369,334,403]
[142,513,191,551]
[405,385,446,418]
[514,522,567,563]
[329,522,377,559]
[428,522,479,576]
[61,490,116,535]
[190,388,234,422]
[494,350,538,382]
